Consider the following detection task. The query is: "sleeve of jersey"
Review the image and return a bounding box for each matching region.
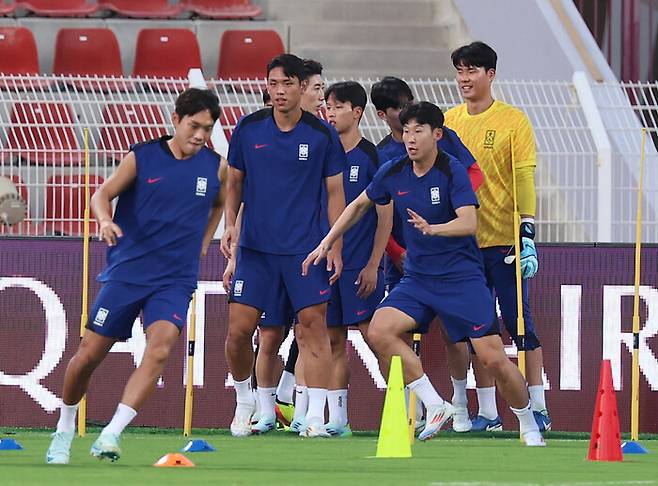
[450,163,479,210]
[467,163,484,191]
[365,164,392,205]
[515,165,536,216]
[323,127,348,177]
[227,122,244,171]
[442,126,476,168]
[513,113,537,169]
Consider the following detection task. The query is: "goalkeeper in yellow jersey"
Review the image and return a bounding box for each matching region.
[443,41,550,433]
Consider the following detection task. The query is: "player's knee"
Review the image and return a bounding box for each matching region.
[226,322,255,346]
[367,324,390,352]
[328,329,346,351]
[258,330,282,355]
[480,352,508,376]
[144,342,173,365]
[70,349,103,372]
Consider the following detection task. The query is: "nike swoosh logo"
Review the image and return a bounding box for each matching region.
[319,288,330,296]
[397,190,410,196]
[173,313,183,321]
[254,144,268,149]
[147,177,163,184]
[356,310,368,316]
[473,324,486,331]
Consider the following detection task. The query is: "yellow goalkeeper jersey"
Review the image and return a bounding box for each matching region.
[444,100,537,248]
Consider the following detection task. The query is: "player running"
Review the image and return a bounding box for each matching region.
[443,41,551,433]
[222,54,347,439]
[46,88,227,464]
[322,81,392,437]
[303,101,545,446]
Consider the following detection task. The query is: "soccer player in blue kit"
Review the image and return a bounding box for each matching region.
[46,88,227,464]
[371,76,483,431]
[323,81,392,437]
[303,101,545,446]
[222,54,347,438]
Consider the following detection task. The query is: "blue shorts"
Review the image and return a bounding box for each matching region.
[482,246,540,350]
[258,284,296,327]
[378,273,495,342]
[327,267,385,327]
[86,280,194,341]
[231,246,330,319]
[384,255,403,293]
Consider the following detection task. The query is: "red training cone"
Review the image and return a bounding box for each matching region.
[587,360,622,462]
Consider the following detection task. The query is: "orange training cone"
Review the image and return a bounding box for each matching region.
[153,452,196,467]
[587,360,622,462]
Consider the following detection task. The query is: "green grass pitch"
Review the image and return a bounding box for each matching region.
[1,428,656,485]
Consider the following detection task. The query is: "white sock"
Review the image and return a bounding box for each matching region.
[528,385,546,412]
[257,386,276,420]
[476,386,498,420]
[451,377,468,407]
[56,401,79,434]
[327,389,348,427]
[408,374,444,408]
[102,403,137,436]
[292,385,308,422]
[276,371,295,404]
[233,376,254,406]
[415,394,424,422]
[511,403,539,434]
[305,387,327,422]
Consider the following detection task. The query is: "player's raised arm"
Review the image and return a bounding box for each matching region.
[302,190,374,275]
[91,151,137,246]
[221,165,244,259]
[407,205,477,237]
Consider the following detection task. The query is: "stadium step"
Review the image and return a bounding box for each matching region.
[264,0,437,24]
[290,22,463,51]
[298,45,457,79]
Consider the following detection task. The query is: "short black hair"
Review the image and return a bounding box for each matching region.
[370,76,414,112]
[175,88,221,122]
[324,81,367,110]
[262,90,271,105]
[451,41,497,71]
[266,53,305,81]
[399,101,444,130]
[302,58,323,80]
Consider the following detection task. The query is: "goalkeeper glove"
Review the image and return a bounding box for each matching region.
[519,219,538,279]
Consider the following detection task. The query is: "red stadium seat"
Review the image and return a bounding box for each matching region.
[219,105,244,140]
[5,102,82,166]
[0,0,16,15]
[17,0,98,17]
[99,0,182,18]
[45,174,103,236]
[133,29,202,79]
[99,103,169,162]
[217,30,284,79]
[0,27,39,75]
[53,28,123,78]
[182,0,261,19]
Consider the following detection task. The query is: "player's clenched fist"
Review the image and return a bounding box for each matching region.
[99,219,123,246]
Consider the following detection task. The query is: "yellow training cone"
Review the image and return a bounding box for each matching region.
[375,355,412,458]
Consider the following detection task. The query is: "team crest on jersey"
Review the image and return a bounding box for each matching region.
[93,307,109,327]
[298,143,309,161]
[234,280,244,297]
[349,165,359,182]
[484,130,496,149]
[430,187,440,205]
[196,177,207,196]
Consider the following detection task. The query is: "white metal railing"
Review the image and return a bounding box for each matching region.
[0,73,655,243]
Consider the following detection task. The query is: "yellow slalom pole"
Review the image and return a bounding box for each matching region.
[78,128,91,437]
[631,128,646,442]
[510,130,526,378]
[407,333,421,444]
[183,293,197,437]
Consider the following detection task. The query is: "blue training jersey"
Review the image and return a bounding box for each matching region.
[366,151,483,279]
[321,137,381,270]
[376,126,476,283]
[98,136,221,287]
[228,108,347,255]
